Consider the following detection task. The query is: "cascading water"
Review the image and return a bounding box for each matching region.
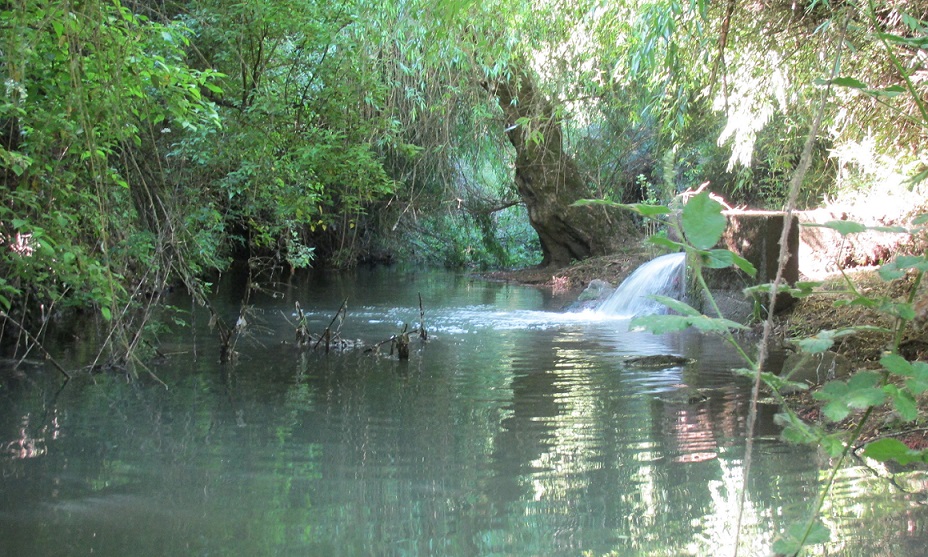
[597,252,686,318]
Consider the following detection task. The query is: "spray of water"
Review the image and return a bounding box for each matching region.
[596,252,685,318]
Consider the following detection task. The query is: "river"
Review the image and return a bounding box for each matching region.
[1,266,926,556]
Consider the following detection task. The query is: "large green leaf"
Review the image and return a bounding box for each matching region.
[702,248,756,276]
[681,191,725,249]
[648,235,686,251]
[881,353,928,394]
[862,438,928,465]
[813,371,886,422]
[630,312,748,335]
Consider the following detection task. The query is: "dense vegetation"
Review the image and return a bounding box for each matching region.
[1,0,926,363]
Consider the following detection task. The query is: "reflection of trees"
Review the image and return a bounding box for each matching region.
[5,276,928,556]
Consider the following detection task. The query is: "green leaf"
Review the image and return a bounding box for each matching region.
[701,248,755,273]
[100,306,112,321]
[830,76,868,89]
[744,281,820,299]
[862,438,928,465]
[573,199,672,218]
[620,203,671,217]
[702,249,734,269]
[648,235,686,251]
[773,519,831,555]
[775,411,822,445]
[689,314,749,333]
[817,220,867,236]
[813,371,886,422]
[879,255,928,280]
[753,370,809,393]
[650,295,701,316]
[796,330,839,353]
[729,251,757,277]
[846,370,887,407]
[681,191,725,249]
[881,352,913,376]
[629,314,692,333]
[882,354,928,394]
[884,384,918,422]
[572,198,618,208]
[864,85,906,99]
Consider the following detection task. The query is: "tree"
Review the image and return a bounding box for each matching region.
[489,69,633,267]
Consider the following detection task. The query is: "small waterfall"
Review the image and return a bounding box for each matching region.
[597,252,685,318]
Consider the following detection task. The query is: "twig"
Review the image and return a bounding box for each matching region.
[0,311,71,380]
[418,292,428,340]
[314,298,348,352]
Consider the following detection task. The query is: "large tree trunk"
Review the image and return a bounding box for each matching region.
[490,71,634,268]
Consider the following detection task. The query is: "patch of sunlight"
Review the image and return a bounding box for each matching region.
[686,454,775,556]
[715,49,791,170]
[826,136,928,222]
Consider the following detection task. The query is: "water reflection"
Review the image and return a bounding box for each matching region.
[1,267,927,556]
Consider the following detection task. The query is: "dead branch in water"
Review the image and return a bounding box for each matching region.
[313,298,348,353]
[0,311,71,380]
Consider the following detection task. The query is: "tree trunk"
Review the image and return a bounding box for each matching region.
[490,70,634,268]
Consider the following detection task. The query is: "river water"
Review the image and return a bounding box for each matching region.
[1,267,927,556]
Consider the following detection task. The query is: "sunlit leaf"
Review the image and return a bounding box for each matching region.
[681,192,725,250]
[808,219,867,236]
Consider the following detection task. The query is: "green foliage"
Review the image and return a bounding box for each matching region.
[0,0,221,363]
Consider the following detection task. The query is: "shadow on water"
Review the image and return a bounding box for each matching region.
[1,266,926,556]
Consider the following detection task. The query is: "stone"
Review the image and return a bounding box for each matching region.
[695,210,800,316]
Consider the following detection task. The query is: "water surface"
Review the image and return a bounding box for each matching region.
[1,267,926,556]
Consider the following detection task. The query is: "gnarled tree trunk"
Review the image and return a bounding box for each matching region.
[490,70,635,268]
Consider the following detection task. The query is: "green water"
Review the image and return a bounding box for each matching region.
[1,267,926,556]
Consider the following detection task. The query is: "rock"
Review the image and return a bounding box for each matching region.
[564,279,614,311]
[623,354,694,369]
[577,279,614,302]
